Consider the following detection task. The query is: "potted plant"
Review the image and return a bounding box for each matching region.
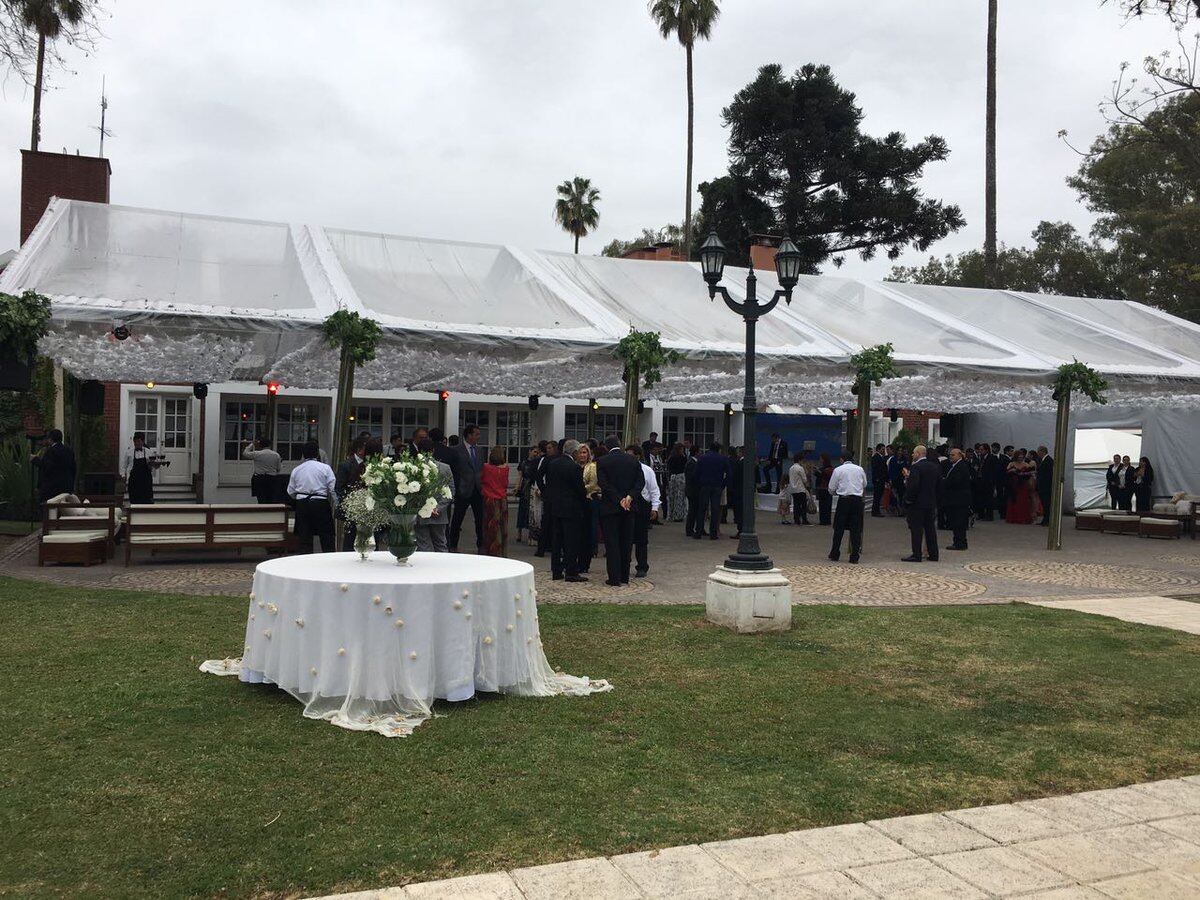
[0,291,52,392]
[360,452,452,565]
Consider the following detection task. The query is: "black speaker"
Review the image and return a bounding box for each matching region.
[79,380,105,415]
[528,395,539,410]
[193,383,209,400]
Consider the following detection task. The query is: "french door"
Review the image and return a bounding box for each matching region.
[131,394,193,484]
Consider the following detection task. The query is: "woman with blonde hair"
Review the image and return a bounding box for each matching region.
[576,442,601,573]
[480,445,511,557]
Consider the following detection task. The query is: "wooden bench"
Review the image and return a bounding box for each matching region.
[1100,513,1141,535]
[1074,509,1105,531]
[39,498,119,566]
[124,504,289,565]
[1139,517,1182,539]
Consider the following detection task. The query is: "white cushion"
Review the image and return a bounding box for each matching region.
[1104,515,1140,522]
[1153,503,1175,513]
[1076,510,1104,518]
[129,532,207,544]
[129,512,208,526]
[211,531,288,543]
[212,511,287,525]
[42,530,108,544]
[1140,517,1178,526]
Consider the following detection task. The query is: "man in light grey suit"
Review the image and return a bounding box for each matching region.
[448,423,485,551]
[414,438,453,552]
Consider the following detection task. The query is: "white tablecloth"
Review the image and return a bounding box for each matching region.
[201,552,611,737]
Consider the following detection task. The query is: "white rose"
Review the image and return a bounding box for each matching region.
[419,498,437,518]
[409,481,421,492]
[393,495,404,507]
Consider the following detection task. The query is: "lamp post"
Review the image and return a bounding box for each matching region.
[699,232,802,572]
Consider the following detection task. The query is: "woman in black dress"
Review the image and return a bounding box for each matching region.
[124,431,157,504]
[1133,456,1155,513]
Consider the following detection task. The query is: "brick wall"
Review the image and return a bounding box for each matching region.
[20,150,111,244]
[101,381,121,473]
[620,242,683,262]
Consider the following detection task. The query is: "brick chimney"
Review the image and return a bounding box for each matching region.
[619,241,684,262]
[749,234,782,272]
[21,150,111,244]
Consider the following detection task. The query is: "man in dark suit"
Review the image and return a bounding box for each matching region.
[764,433,789,493]
[684,452,702,537]
[902,444,940,562]
[995,443,1012,518]
[728,445,746,537]
[335,435,369,551]
[596,436,644,586]
[533,440,557,557]
[33,428,76,503]
[976,444,999,521]
[942,447,974,551]
[545,439,588,582]
[448,424,485,551]
[693,441,730,541]
[870,444,889,517]
[1036,445,1054,526]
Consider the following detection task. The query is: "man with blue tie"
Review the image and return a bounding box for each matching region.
[449,424,486,552]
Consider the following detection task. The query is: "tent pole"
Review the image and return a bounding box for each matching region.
[855,382,871,470]
[1047,390,1070,551]
[622,363,639,449]
[331,346,354,547]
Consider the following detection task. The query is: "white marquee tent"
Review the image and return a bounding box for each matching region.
[6,198,1200,422]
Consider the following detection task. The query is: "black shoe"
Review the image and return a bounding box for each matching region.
[927,556,939,562]
[635,570,648,578]
[604,579,621,586]
[828,553,840,562]
[552,574,564,580]
[710,535,719,541]
[621,579,630,584]
[945,545,967,551]
[534,551,546,557]
[901,555,922,562]
[849,554,860,564]
[692,534,702,540]
[565,575,588,583]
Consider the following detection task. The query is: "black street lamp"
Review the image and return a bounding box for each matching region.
[700,232,802,572]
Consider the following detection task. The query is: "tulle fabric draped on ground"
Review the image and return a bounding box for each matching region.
[200,552,612,737]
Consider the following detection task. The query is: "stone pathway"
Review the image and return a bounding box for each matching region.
[1025,595,1200,636]
[310,777,1200,899]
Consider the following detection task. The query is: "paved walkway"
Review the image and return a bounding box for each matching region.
[312,777,1200,899]
[1026,595,1200,636]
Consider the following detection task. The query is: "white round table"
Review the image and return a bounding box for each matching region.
[201,552,611,737]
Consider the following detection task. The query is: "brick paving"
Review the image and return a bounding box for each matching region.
[309,777,1200,899]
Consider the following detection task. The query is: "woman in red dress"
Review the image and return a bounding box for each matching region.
[1006,449,1035,524]
[480,445,510,557]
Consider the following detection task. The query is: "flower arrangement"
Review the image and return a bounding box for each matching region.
[361,452,452,520]
[341,487,393,533]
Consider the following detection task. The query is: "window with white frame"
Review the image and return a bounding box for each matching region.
[277,402,321,461]
[495,409,534,464]
[134,397,160,449]
[349,404,385,440]
[389,404,433,441]
[564,410,624,443]
[458,408,491,447]
[223,400,267,460]
[927,418,943,445]
[664,414,716,449]
[869,414,902,449]
[162,397,191,449]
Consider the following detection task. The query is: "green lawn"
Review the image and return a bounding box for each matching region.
[4,577,1200,898]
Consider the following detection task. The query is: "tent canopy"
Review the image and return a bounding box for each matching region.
[6,198,1200,413]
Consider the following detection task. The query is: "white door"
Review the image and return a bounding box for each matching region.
[132,394,193,485]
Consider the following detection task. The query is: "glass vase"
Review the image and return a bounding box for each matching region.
[353,528,373,561]
[387,514,418,566]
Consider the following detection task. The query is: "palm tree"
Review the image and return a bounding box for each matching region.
[553,176,601,254]
[984,0,998,287]
[19,0,88,152]
[649,0,719,261]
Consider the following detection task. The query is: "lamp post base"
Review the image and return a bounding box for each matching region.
[705,566,793,633]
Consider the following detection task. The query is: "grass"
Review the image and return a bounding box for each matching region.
[3,577,1200,898]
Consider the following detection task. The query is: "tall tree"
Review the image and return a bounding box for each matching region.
[553,176,601,254]
[984,0,998,288]
[648,0,719,261]
[697,63,964,270]
[0,1,97,152]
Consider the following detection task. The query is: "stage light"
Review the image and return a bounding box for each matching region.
[112,323,130,341]
[439,390,451,402]
[266,381,280,396]
[590,398,600,410]
[145,380,155,389]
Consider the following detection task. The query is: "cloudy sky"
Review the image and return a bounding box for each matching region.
[0,1,1184,279]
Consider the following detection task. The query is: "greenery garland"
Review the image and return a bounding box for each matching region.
[0,290,52,358]
[849,342,899,390]
[321,310,383,365]
[614,328,681,387]
[1053,359,1109,404]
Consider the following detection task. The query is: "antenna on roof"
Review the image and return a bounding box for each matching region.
[92,76,112,157]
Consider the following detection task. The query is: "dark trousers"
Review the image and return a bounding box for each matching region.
[601,511,634,584]
[1108,485,1119,510]
[251,473,275,504]
[449,488,484,550]
[871,481,885,516]
[579,506,596,573]
[907,506,938,560]
[1039,488,1054,521]
[697,485,722,538]
[551,514,583,578]
[537,497,552,554]
[295,498,334,553]
[995,480,1008,518]
[1135,485,1152,513]
[891,479,905,516]
[948,505,970,548]
[633,498,650,574]
[1118,487,1134,512]
[765,460,783,492]
[817,489,832,525]
[792,492,809,525]
[830,495,863,559]
[685,488,702,536]
[730,493,744,533]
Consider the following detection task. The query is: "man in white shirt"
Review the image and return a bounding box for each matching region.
[287,439,337,553]
[827,452,867,564]
[242,438,282,504]
[629,445,661,578]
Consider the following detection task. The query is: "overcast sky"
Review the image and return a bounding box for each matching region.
[0,0,1184,279]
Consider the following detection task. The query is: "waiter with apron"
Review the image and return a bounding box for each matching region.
[124,432,158,504]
